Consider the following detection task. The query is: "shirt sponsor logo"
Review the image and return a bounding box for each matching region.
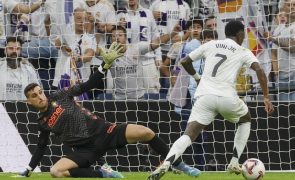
[48,105,65,128]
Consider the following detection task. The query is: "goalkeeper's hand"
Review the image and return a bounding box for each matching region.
[18,167,32,177]
[99,42,124,69]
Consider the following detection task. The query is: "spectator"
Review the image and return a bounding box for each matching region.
[96,25,181,100]
[0,37,40,100]
[17,0,59,95]
[53,9,96,96]
[117,0,162,93]
[150,0,191,54]
[18,0,58,60]
[264,0,295,101]
[139,0,157,9]
[74,0,117,94]
[204,15,217,30]
[74,0,116,47]
[0,0,46,56]
[268,7,288,88]
[160,18,203,94]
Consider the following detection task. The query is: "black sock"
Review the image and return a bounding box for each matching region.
[147,136,181,166]
[69,168,103,177]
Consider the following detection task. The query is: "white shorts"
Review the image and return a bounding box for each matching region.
[188,95,248,125]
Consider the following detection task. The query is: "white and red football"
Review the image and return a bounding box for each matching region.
[242,158,265,180]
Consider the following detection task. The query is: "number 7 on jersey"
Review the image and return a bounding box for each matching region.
[212,53,227,77]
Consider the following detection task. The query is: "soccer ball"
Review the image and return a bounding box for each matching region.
[242,158,265,180]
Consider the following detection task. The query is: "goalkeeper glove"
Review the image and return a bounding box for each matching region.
[19,166,33,177]
[99,42,124,69]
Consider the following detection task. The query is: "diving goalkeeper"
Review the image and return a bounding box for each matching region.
[19,42,199,178]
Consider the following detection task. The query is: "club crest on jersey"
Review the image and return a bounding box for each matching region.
[51,101,58,108]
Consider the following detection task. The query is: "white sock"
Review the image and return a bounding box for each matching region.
[232,122,251,161]
[165,135,192,164]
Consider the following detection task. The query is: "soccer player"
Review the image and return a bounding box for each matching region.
[18,42,198,178]
[148,20,274,180]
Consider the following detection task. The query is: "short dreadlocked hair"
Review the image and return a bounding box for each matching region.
[225,20,244,37]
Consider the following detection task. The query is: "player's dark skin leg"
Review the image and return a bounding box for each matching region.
[164,121,206,165]
[183,110,251,143]
[183,122,206,143]
[126,124,182,165]
[170,111,251,165]
[238,111,251,124]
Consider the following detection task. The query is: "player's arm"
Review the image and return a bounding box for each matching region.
[180,43,206,81]
[78,48,95,63]
[271,37,295,53]
[54,63,107,98]
[181,56,201,81]
[19,130,50,177]
[150,25,181,51]
[53,43,123,97]
[13,0,45,14]
[250,62,274,114]
[263,32,295,53]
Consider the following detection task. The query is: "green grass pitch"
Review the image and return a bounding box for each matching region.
[1,172,295,180]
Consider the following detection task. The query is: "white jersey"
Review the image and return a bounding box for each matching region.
[189,38,259,97]
[116,6,161,64]
[273,22,295,79]
[70,33,96,82]
[27,0,47,37]
[0,59,40,100]
[44,0,74,39]
[0,0,18,40]
[74,0,116,46]
[150,0,191,51]
[53,33,96,87]
[110,42,151,100]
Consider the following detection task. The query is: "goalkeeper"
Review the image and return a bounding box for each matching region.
[19,42,198,178]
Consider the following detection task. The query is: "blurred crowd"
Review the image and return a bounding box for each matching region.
[0,0,294,102]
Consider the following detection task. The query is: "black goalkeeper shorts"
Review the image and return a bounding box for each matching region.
[65,123,128,168]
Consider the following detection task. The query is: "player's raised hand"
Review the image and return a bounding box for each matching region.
[263,32,276,42]
[172,24,182,33]
[99,42,124,69]
[153,11,161,19]
[263,98,274,114]
[263,32,271,39]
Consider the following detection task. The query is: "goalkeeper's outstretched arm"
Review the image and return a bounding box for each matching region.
[53,43,124,98]
[20,130,50,177]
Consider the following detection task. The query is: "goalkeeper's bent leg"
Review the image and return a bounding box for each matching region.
[125,124,182,165]
[68,168,103,177]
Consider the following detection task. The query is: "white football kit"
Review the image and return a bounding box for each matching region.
[187,39,259,125]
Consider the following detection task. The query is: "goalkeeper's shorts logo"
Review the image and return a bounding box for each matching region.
[48,105,65,128]
[107,124,117,134]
